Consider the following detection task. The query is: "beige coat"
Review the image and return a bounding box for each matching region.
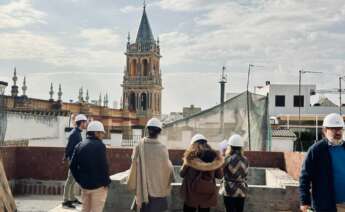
[127,137,174,209]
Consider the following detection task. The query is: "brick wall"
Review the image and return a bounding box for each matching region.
[0,146,292,195]
[245,151,285,169]
[284,151,305,181]
[0,147,286,181]
[0,146,16,180]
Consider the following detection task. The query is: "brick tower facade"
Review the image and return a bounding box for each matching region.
[122,5,162,118]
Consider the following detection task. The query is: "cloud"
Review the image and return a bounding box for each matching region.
[120,5,142,13]
[160,31,194,65]
[80,28,122,48]
[0,0,46,29]
[0,31,65,61]
[159,0,345,71]
[0,30,124,68]
[158,0,210,12]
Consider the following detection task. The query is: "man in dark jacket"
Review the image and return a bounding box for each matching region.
[70,120,111,212]
[62,114,88,208]
[300,113,345,212]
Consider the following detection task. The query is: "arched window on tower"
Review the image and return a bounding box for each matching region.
[128,92,136,111]
[141,93,147,111]
[130,60,137,77]
[143,59,149,76]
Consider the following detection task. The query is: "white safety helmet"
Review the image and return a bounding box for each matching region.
[146,118,163,129]
[228,134,244,147]
[75,114,87,122]
[323,113,345,128]
[87,121,105,132]
[190,134,207,144]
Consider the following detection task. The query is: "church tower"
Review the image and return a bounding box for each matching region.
[122,5,162,118]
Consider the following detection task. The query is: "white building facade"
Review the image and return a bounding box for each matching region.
[255,82,340,117]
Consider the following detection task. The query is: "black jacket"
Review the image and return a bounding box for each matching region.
[65,128,82,160]
[299,139,345,212]
[70,137,111,189]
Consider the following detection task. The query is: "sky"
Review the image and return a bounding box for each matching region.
[0,0,345,113]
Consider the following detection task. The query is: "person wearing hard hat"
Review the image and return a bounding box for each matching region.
[70,121,111,212]
[220,134,249,212]
[62,114,88,208]
[300,113,345,212]
[127,118,174,212]
[180,134,224,212]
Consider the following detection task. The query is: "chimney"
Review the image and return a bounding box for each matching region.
[219,66,227,105]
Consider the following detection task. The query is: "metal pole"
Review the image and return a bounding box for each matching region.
[315,115,318,143]
[298,70,302,151]
[247,64,251,92]
[340,77,342,115]
[247,64,252,150]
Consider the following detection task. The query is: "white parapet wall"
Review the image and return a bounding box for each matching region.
[104,167,300,212]
[4,112,70,146]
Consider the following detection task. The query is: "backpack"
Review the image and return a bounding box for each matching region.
[191,171,216,195]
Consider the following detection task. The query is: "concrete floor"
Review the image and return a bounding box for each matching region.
[15,195,81,212]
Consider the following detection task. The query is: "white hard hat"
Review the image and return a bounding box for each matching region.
[75,114,87,122]
[323,113,344,128]
[229,134,244,147]
[191,134,207,144]
[87,121,105,132]
[146,118,163,129]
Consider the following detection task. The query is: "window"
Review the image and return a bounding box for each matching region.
[294,95,304,107]
[275,95,285,107]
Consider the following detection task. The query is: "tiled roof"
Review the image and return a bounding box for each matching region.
[272,129,296,138]
[136,7,155,44]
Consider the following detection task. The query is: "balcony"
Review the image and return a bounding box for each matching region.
[123,76,162,86]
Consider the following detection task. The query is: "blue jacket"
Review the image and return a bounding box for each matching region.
[65,128,82,160]
[299,138,345,212]
[70,137,111,190]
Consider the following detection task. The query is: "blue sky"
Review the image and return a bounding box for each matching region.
[0,0,345,113]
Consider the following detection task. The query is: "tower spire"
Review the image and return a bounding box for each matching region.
[13,68,17,86]
[11,67,19,97]
[85,89,89,103]
[99,93,102,106]
[22,77,27,97]
[78,87,84,102]
[136,3,155,45]
[49,83,54,101]
[58,84,62,101]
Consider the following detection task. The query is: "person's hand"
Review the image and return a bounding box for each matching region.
[300,205,311,212]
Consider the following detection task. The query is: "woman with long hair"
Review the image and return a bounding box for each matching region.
[180,134,224,212]
[127,118,174,212]
[220,134,249,212]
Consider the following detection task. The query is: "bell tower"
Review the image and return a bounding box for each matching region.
[122,5,162,118]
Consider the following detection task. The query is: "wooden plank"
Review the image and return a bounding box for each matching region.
[0,159,16,212]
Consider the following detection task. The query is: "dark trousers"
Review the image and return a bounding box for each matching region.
[183,204,210,212]
[223,196,245,212]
